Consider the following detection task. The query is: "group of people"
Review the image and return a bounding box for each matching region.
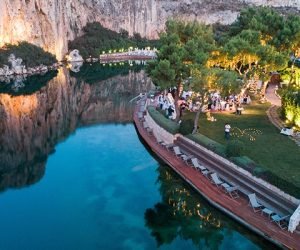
[157,92,176,119]
[207,93,251,115]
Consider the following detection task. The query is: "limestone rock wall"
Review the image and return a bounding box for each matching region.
[0,0,299,60]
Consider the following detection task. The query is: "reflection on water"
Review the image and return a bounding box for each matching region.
[0,66,152,191]
[70,62,145,84]
[145,166,277,249]
[0,71,58,95]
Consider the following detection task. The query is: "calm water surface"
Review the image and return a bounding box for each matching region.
[0,64,276,249]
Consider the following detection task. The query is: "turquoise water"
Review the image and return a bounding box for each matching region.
[0,123,274,250]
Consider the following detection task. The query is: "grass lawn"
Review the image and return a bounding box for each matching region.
[183,101,300,192]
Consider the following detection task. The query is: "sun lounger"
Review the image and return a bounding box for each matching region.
[211,173,224,187]
[201,169,212,179]
[248,193,263,212]
[271,214,290,229]
[173,146,184,158]
[143,122,153,134]
[137,112,144,120]
[156,138,166,147]
[165,143,174,150]
[191,158,207,171]
[221,183,239,199]
[181,154,194,164]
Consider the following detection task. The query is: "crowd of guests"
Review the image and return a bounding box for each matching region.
[155,88,252,120]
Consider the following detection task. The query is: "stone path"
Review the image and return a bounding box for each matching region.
[265,84,283,130]
[265,84,300,146]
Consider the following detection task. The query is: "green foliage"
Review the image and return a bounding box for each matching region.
[69,22,160,58]
[0,41,57,67]
[147,106,179,134]
[281,89,300,127]
[229,6,300,53]
[187,134,226,156]
[231,156,256,172]
[179,119,194,135]
[147,20,215,89]
[225,140,245,157]
[253,167,300,198]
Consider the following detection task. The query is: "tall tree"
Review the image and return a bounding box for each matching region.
[190,68,240,133]
[147,20,215,120]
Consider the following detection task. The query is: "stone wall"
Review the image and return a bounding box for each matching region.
[0,0,299,60]
[144,107,177,144]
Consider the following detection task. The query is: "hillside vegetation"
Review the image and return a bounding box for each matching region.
[68,22,160,58]
[0,41,57,67]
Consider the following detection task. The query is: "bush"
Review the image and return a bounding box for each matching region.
[147,106,179,134]
[179,119,194,135]
[0,41,57,67]
[225,140,245,157]
[231,156,257,172]
[187,134,226,156]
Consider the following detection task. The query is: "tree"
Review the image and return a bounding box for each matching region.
[147,20,215,120]
[190,68,240,133]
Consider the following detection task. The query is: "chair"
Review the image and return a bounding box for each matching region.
[271,214,290,229]
[156,137,166,147]
[248,193,263,212]
[173,146,184,158]
[221,183,239,199]
[191,158,207,171]
[164,143,174,150]
[143,121,152,132]
[137,112,144,121]
[181,154,194,164]
[211,173,224,187]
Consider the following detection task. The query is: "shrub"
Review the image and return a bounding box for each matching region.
[225,140,245,157]
[231,156,256,172]
[187,134,226,156]
[147,106,179,134]
[179,119,194,135]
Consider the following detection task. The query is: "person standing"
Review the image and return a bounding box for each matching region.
[224,123,231,140]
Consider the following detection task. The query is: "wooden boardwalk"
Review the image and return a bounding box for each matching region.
[134,105,300,250]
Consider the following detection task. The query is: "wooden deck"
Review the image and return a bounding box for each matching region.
[133,106,300,250]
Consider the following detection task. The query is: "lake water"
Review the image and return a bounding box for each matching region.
[0,64,276,249]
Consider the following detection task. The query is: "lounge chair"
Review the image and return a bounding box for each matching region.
[271,214,290,229]
[164,143,174,150]
[211,173,224,187]
[248,193,263,212]
[201,169,212,179]
[137,112,144,120]
[181,154,194,164]
[221,183,239,199]
[156,138,166,147]
[143,122,153,134]
[173,146,184,158]
[191,158,207,171]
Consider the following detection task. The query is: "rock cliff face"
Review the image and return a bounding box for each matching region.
[0,0,299,60]
[0,67,152,191]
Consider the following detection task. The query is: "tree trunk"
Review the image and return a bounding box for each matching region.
[192,108,201,134]
[174,81,183,122]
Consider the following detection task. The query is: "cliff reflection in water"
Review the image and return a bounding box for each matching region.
[0,65,153,191]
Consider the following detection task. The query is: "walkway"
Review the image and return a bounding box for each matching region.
[265,84,300,146]
[265,84,284,130]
